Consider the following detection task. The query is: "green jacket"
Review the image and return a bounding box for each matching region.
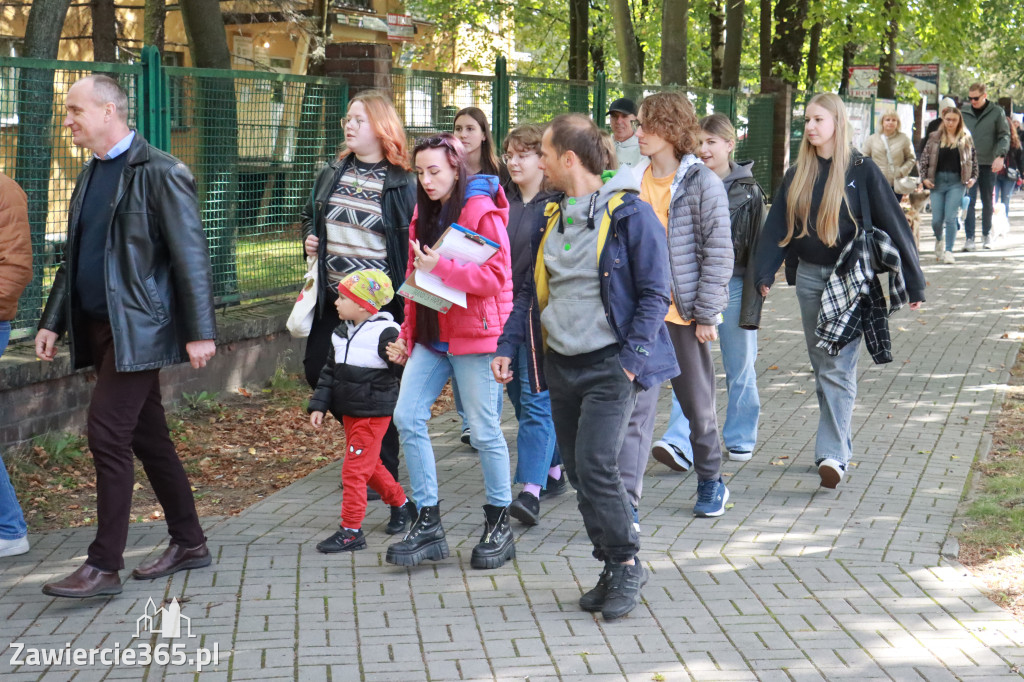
[961,101,1010,165]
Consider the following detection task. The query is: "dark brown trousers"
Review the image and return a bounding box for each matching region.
[85,320,205,571]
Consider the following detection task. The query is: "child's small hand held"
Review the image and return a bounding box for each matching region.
[310,411,324,428]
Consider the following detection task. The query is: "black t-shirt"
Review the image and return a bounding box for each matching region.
[75,154,128,320]
[936,146,962,176]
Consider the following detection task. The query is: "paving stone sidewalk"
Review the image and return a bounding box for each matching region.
[4,209,1024,681]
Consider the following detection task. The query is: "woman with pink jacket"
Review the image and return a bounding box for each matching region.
[384,134,515,571]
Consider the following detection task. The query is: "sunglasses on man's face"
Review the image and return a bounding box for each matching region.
[968,95,982,102]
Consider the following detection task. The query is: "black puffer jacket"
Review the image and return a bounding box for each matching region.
[722,161,767,330]
[38,133,216,371]
[301,157,415,319]
[307,315,402,419]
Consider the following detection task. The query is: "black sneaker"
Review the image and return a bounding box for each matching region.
[316,528,366,553]
[508,491,540,526]
[601,561,649,621]
[540,471,568,499]
[386,500,415,535]
[460,428,472,446]
[579,564,613,612]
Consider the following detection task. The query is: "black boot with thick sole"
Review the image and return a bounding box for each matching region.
[385,504,449,566]
[470,504,516,569]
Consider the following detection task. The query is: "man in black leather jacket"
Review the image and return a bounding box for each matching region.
[35,75,217,598]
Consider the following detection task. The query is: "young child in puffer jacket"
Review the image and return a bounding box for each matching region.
[307,269,413,553]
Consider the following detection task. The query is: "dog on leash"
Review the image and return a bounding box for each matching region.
[902,189,930,249]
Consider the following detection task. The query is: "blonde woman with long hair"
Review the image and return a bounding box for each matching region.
[862,110,916,200]
[752,93,925,489]
[918,106,978,262]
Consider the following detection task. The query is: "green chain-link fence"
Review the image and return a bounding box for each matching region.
[0,56,142,339]
[0,55,346,339]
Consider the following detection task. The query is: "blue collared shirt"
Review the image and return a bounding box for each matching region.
[96,130,135,160]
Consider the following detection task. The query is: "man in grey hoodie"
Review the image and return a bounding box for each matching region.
[962,82,1011,250]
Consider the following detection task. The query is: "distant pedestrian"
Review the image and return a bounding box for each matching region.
[862,110,916,201]
[307,270,412,554]
[607,98,641,168]
[36,75,217,598]
[753,93,925,490]
[301,91,416,533]
[651,113,766,471]
[494,114,677,620]
[919,106,978,264]
[632,93,733,518]
[961,83,1011,250]
[995,116,1022,218]
[0,171,32,559]
[494,124,566,528]
[385,134,515,571]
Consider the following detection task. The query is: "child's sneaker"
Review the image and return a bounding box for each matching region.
[316,528,366,553]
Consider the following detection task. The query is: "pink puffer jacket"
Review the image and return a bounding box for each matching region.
[399,180,513,356]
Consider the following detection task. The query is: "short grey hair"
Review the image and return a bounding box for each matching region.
[81,74,129,122]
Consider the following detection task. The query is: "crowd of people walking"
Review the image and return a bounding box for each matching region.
[9,73,1024,621]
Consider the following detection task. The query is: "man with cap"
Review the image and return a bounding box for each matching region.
[308,269,412,554]
[608,98,641,168]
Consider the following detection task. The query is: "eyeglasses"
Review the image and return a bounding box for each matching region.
[501,151,536,165]
[343,116,366,129]
[631,120,643,132]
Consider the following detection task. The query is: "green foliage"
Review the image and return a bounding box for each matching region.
[31,431,88,468]
[181,390,223,414]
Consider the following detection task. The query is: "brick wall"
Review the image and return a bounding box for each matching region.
[322,42,393,95]
[0,299,305,450]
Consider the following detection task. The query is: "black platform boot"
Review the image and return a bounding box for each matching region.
[385,505,449,566]
[386,500,415,535]
[470,504,516,569]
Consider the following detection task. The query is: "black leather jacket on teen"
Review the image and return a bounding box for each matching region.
[301,156,416,319]
[727,174,768,330]
[38,133,217,372]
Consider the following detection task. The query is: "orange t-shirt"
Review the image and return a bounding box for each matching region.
[639,167,687,325]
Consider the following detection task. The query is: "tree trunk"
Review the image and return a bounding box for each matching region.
[661,0,688,86]
[805,20,822,92]
[180,0,238,299]
[709,0,725,89]
[143,0,166,53]
[770,0,810,86]
[838,18,858,96]
[759,0,771,89]
[15,0,72,330]
[723,0,744,89]
[876,0,899,99]
[568,0,589,81]
[92,0,117,62]
[609,0,642,83]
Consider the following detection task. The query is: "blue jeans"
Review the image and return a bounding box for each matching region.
[995,176,1018,217]
[930,172,966,252]
[659,276,760,455]
[796,262,858,465]
[453,375,502,432]
[506,344,561,487]
[0,321,28,541]
[394,344,512,508]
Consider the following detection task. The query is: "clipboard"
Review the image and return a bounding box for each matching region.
[397,223,500,313]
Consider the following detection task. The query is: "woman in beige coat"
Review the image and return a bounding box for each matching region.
[862,111,916,200]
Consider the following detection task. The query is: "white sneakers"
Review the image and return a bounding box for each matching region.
[943,251,956,265]
[817,459,845,489]
[934,239,944,261]
[0,535,29,558]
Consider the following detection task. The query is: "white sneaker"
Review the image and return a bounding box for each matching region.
[983,235,992,249]
[943,251,955,264]
[934,239,943,261]
[0,535,29,557]
[964,238,976,252]
[817,459,845,489]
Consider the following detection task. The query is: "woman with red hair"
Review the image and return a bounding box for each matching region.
[301,91,416,535]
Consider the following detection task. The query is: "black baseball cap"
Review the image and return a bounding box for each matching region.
[606,97,638,116]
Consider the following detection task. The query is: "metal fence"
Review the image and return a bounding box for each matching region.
[0,50,346,339]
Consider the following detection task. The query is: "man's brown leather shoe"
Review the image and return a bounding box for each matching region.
[42,564,122,598]
[132,542,212,580]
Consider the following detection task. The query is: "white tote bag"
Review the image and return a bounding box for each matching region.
[286,257,318,338]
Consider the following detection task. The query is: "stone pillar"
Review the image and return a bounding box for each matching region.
[322,42,393,96]
[761,78,793,197]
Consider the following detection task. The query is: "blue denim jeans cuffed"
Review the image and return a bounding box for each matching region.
[995,176,1018,217]
[393,344,512,508]
[506,344,560,487]
[0,321,28,541]
[795,261,858,466]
